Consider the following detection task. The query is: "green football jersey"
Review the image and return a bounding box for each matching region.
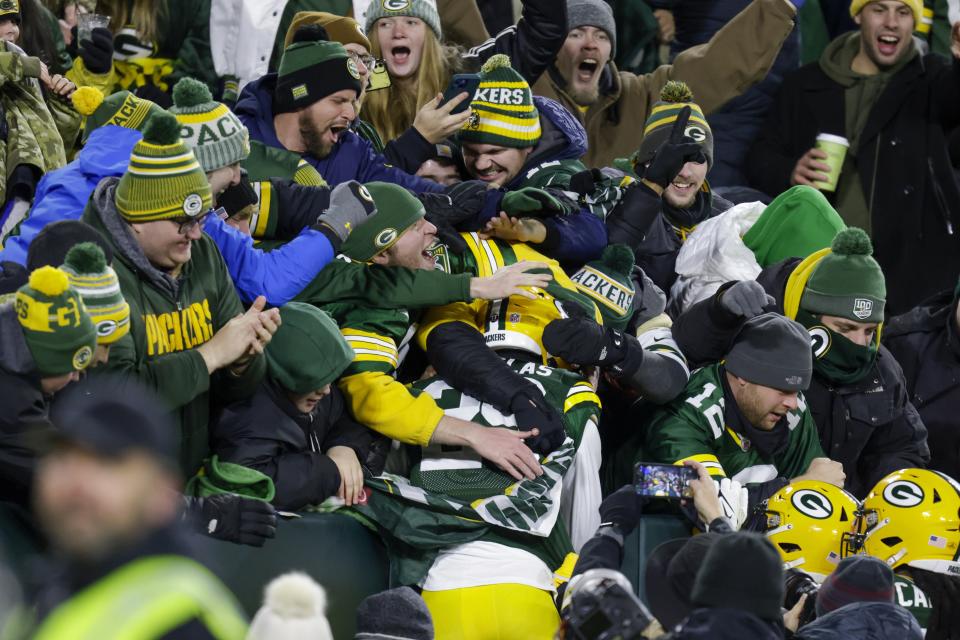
[894,574,932,632]
[643,363,824,484]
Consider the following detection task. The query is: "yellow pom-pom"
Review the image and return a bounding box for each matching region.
[71,86,105,117]
[481,53,512,74]
[659,81,694,104]
[28,266,70,297]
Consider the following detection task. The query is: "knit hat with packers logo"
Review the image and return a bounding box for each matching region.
[458,54,541,149]
[341,182,424,262]
[274,39,362,114]
[569,244,637,330]
[60,243,130,346]
[0,0,19,23]
[363,0,442,40]
[635,81,714,168]
[170,77,250,173]
[800,227,886,324]
[114,111,212,223]
[71,87,164,142]
[14,266,96,376]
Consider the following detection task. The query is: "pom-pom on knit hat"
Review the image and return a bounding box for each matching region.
[458,54,541,150]
[169,77,250,173]
[635,81,713,168]
[247,572,334,640]
[363,0,441,40]
[60,243,130,346]
[800,227,886,324]
[14,266,96,376]
[114,111,212,223]
[71,87,164,142]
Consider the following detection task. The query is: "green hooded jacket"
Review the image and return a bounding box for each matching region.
[82,177,266,476]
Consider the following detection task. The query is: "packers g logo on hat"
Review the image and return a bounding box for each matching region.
[72,345,93,371]
[383,0,411,10]
[790,488,833,519]
[376,228,398,248]
[883,480,924,507]
[357,185,374,202]
[347,57,361,80]
[183,193,204,217]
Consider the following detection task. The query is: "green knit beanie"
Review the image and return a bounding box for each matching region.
[71,86,164,142]
[635,81,713,168]
[60,243,131,346]
[341,182,425,262]
[14,266,96,376]
[266,302,355,394]
[115,111,213,223]
[274,40,362,114]
[801,228,886,323]
[458,54,541,149]
[743,185,846,268]
[569,244,636,330]
[364,0,442,40]
[169,77,250,173]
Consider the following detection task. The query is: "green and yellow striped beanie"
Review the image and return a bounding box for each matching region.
[635,81,713,168]
[458,54,541,149]
[170,77,250,174]
[115,111,212,223]
[60,243,130,346]
[71,87,164,142]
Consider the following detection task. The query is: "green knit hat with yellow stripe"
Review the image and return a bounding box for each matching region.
[635,81,713,168]
[71,87,164,143]
[60,243,130,346]
[115,111,213,223]
[458,54,541,149]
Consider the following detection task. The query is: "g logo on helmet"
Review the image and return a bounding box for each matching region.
[383,0,410,10]
[883,480,924,507]
[808,326,831,359]
[791,489,833,519]
[347,57,361,80]
[375,228,398,248]
[72,345,93,371]
[182,193,204,217]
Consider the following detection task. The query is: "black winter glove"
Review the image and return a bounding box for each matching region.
[186,494,277,547]
[420,184,484,254]
[719,280,774,319]
[599,485,647,536]
[641,106,706,190]
[134,83,172,108]
[542,317,644,378]
[217,171,258,218]
[511,391,566,457]
[79,27,114,74]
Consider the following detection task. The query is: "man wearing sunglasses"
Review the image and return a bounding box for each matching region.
[606,86,730,294]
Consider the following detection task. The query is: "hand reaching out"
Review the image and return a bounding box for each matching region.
[469,260,553,300]
[481,212,547,243]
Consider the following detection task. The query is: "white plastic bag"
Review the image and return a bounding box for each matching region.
[669,201,766,314]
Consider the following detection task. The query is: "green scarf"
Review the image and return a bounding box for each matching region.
[797,309,878,384]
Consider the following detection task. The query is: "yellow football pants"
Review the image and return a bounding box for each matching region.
[422,583,561,640]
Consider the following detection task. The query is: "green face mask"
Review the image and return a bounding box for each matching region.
[796,310,878,384]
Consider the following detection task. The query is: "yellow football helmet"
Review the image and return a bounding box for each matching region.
[762,480,863,582]
[860,468,960,575]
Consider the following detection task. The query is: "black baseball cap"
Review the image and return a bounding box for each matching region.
[45,375,177,470]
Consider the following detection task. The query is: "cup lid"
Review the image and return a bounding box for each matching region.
[816,133,850,146]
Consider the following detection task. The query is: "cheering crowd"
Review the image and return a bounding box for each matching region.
[0,0,959,638]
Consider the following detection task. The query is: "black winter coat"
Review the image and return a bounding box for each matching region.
[745,53,960,314]
[662,607,783,639]
[884,289,960,479]
[210,381,385,511]
[0,304,54,509]
[606,183,732,295]
[673,265,929,498]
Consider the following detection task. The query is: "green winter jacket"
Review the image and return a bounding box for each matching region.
[643,363,824,485]
[82,177,266,476]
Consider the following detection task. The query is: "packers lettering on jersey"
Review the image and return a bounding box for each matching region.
[144,300,214,356]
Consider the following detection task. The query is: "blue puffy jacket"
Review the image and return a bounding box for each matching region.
[235,75,444,194]
[202,215,334,306]
[666,0,800,187]
[0,125,141,266]
[795,602,923,640]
